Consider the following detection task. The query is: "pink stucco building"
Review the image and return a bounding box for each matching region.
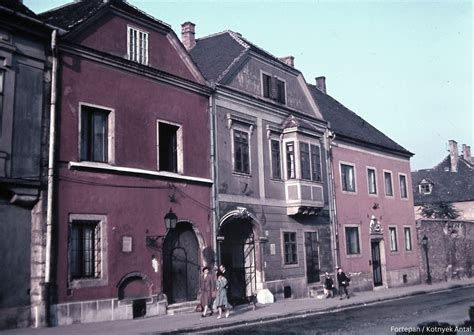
[309,80,421,291]
[40,0,211,325]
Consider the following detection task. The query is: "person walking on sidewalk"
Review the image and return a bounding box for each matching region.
[199,267,215,317]
[323,272,335,298]
[337,267,350,299]
[214,271,231,319]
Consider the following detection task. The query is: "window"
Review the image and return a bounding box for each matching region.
[80,106,109,162]
[367,168,377,195]
[270,139,281,179]
[311,145,322,181]
[233,129,250,174]
[341,163,356,192]
[158,121,182,173]
[300,142,311,180]
[389,227,398,252]
[283,232,298,264]
[404,227,412,251]
[345,226,360,255]
[128,26,148,65]
[262,73,286,104]
[399,175,408,198]
[286,142,295,179]
[419,183,432,194]
[71,220,101,279]
[384,171,393,196]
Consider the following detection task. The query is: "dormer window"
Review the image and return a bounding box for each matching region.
[262,73,286,104]
[419,183,432,194]
[127,26,148,65]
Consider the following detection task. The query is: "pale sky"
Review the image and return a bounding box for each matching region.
[24,0,473,171]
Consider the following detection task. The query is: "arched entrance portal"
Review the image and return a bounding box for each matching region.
[218,209,257,305]
[162,221,200,304]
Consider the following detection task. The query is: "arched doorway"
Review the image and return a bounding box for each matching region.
[162,221,200,303]
[218,208,257,305]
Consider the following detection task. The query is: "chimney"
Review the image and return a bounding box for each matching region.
[279,56,294,67]
[462,144,472,163]
[449,140,459,172]
[181,22,196,50]
[315,76,326,94]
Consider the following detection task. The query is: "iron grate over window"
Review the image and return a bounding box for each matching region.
[71,220,102,279]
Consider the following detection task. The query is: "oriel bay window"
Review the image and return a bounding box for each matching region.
[300,142,311,180]
[286,142,295,179]
[311,145,322,181]
[285,141,322,181]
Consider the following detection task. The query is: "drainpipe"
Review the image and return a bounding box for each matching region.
[325,127,340,269]
[208,85,219,266]
[44,29,58,327]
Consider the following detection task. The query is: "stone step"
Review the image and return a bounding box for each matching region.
[308,284,325,299]
[167,300,200,316]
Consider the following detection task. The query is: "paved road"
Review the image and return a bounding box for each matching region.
[209,287,474,335]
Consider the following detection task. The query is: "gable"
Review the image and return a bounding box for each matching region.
[225,57,322,119]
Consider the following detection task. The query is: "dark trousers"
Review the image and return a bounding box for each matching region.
[339,285,349,297]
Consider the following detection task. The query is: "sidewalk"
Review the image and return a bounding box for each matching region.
[3,278,474,335]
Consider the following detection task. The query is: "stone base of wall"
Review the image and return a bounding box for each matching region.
[266,277,315,300]
[0,305,31,330]
[386,266,421,287]
[51,295,167,326]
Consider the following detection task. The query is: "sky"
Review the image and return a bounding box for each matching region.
[24,0,473,171]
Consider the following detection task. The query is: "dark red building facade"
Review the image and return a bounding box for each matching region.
[40,0,212,325]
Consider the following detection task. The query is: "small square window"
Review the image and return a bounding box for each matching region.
[419,183,432,194]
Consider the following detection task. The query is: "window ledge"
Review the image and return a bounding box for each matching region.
[69,161,213,185]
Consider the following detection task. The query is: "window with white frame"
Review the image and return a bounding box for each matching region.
[345,226,360,255]
[80,105,111,163]
[419,183,432,194]
[399,174,408,198]
[367,168,377,195]
[233,129,250,174]
[300,142,311,180]
[69,214,107,288]
[157,121,183,173]
[262,73,286,104]
[384,171,393,196]
[128,26,149,65]
[341,163,356,192]
[389,227,398,252]
[286,142,295,179]
[404,227,412,251]
[283,231,298,264]
[270,139,282,179]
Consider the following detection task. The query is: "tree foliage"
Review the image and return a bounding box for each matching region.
[419,202,461,220]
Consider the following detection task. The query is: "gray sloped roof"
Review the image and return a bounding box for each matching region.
[189,30,299,83]
[307,84,412,156]
[412,156,474,205]
[38,0,170,32]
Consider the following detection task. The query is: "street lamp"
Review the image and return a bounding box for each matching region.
[421,235,432,285]
[146,208,178,249]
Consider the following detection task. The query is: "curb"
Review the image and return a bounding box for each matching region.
[155,283,474,334]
